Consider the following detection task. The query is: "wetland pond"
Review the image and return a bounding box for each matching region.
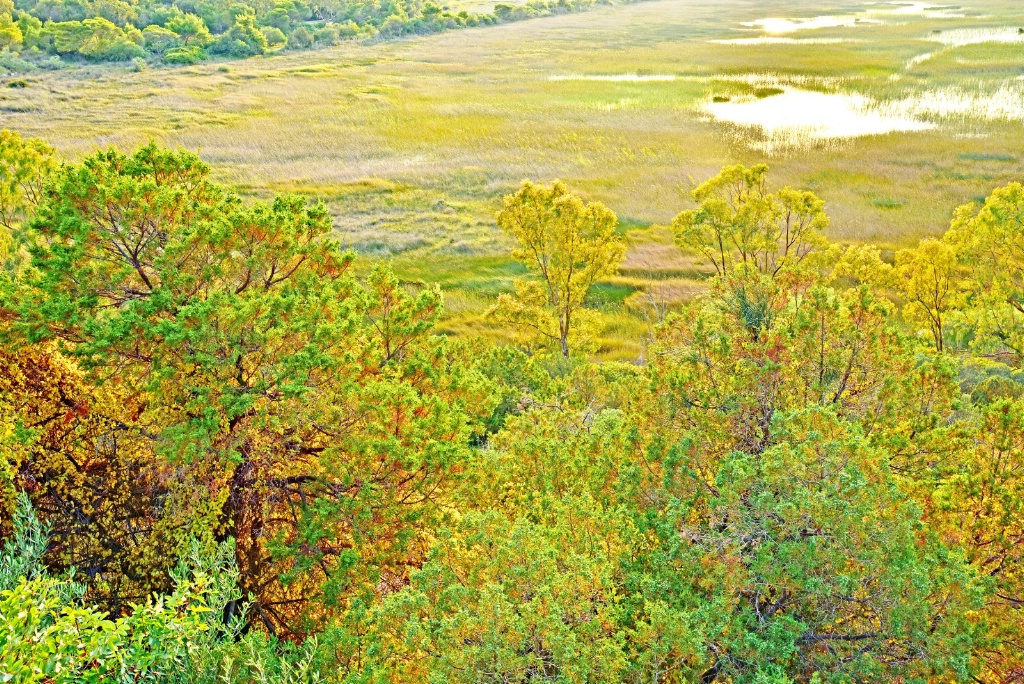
[703,87,934,153]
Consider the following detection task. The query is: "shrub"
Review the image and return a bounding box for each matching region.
[312,23,338,45]
[288,24,311,48]
[162,44,205,63]
[260,24,286,48]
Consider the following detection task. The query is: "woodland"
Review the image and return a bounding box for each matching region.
[0,128,1022,683]
[0,0,638,67]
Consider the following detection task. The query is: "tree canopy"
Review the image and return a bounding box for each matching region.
[1,137,1022,683]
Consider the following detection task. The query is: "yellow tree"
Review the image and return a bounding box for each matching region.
[493,180,625,357]
[945,182,1024,360]
[672,163,829,280]
[0,130,55,270]
[895,237,968,352]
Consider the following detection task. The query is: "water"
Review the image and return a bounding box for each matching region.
[908,28,1024,67]
[740,16,856,34]
[710,37,854,45]
[736,2,965,37]
[884,84,1024,122]
[703,87,934,153]
[927,28,1024,47]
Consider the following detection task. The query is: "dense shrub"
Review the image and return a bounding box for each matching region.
[162,43,204,62]
[287,23,310,48]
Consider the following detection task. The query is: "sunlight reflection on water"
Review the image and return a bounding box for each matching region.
[703,87,934,153]
[927,28,1024,46]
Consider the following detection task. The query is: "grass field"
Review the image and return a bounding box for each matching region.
[3,0,1023,358]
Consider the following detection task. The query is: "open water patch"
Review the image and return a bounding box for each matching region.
[702,86,934,153]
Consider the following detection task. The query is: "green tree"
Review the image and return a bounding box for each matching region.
[211,8,268,56]
[4,143,490,635]
[165,12,213,47]
[143,24,181,52]
[493,180,625,357]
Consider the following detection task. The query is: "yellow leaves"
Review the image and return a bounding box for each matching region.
[895,237,970,352]
[833,243,896,290]
[673,163,829,280]
[495,180,625,357]
[0,130,55,234]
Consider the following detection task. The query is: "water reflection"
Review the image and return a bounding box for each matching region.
[704,87,933,152]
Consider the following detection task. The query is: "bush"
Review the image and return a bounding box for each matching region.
[0,494,321,684]
[0,46,33,70]
[379,14,408,36]
[312,23,338,45]
[259,24,286,48]
[288,24,311,49]
[162,44,205,63]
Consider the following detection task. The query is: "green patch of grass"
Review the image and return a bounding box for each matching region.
[753,87,784,98]
[872,197,905,210]
[957,153,1016,162]
[586,282,639,308]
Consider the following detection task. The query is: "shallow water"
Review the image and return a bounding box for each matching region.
[703,87,934,152]
[927,27,1024,46]
[873,2,965,17]
[740,16,856,33]
[885,84,1024,121]
[737,2,964,37]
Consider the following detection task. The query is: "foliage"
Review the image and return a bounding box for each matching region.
[672,163,830,280]
[0,128,55,269]
[946,182,1024,360]
[2,140,491,636]
[1,139,1023,682]
[492,180,625,357]
[0,494,323,684]
[0,0,648,65]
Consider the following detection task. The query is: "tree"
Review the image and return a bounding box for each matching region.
[0,130,55,271]
[493,180,625,357]
[895,237,968,352]
[48,17,146,60]
[143,24,181,52]
[211,8,268,56]
[672,164,829,281]
[165,12,213,47]
[3,143,490,635]
[931,398,1024,682]
[0,11,22,50]
[945,182,1024,361]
